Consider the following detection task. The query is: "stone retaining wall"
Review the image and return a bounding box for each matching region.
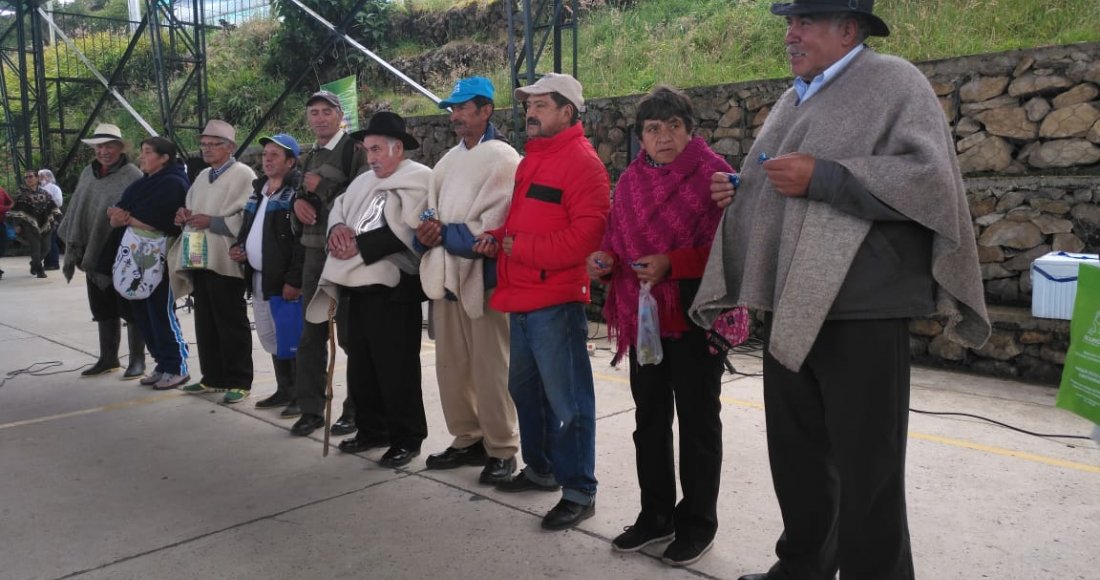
[399,42,1100,383]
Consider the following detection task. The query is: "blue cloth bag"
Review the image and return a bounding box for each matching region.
[268,296,303,360]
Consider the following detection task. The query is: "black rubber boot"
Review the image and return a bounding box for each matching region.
[81,319,122,377]
[256,356,295,409]
[122,324,146,380]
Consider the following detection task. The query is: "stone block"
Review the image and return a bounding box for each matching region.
[1013,56,1036,78]
[974,331,1024,361]
[596,141,615,165]
[977,219,1043,249]
[970,359,1020,378]
[607,127,626,146]
[1039,344,1067,365]
[1028,198,1071,214]
[975,212,1005,227]
[1004,245,1051,271]
[981,263,1014,279]
[1052,233,1086,253]
[960,75,1010,102]
[930,80,956,96]
[1023,97,1051,122]
[1051,83,1099,109]
[958,135,1013,173]
[711,138,740,156]
[955,116,981,136]
[718,106,743,127]
[1030,214,1074,234]
[1088,119,1100,144]
[1004,208,1040,222]
[929,334,967,361]
[1008,73,1073,97]
[969,196,996,218]
[961,95,1019,116]
[1038,102,1100,138]
[1019,330,1051,344]
[974,107,1038,140]
[1084,61,1100,84]
[977,245,1005,263]
[987,278,1020,303]
[1028,139,1100,168]
[956,131,987,153]
[751,107,770,127]
[910,318,944,337]
[993,190,1027,212]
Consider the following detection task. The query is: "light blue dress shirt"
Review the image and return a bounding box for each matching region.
[794,44,865,105]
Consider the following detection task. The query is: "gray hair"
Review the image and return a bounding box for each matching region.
[823,12,870,44]
[38,169,55,183]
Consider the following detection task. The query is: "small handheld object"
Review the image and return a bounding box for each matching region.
[419,208,437,221]
[595,258,608,269]
[757,152,770,165]
[727,173,742,189]
[630,262,645,269]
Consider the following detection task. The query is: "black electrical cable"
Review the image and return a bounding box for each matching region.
[0,361,90,389]
[909,408,1093,441]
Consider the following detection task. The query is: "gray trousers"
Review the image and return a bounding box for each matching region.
[295,246,353,418]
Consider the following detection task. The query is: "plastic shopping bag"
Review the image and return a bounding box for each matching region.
[1056,263,1100,426]
[179,230,208,269]
[636,281,663,366]
[269,296,304,360]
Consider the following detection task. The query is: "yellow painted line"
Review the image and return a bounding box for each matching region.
[909,432,1100,474]
[597,372,1098,474]
[0,391,182,431]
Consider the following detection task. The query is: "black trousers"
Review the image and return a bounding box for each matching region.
[191,270,253,389]
[763,318,914,580]
[87,277,121,322]
[628,327,724,543]
[345,291,426,449]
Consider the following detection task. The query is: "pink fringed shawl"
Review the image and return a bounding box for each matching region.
[601,137,731,361]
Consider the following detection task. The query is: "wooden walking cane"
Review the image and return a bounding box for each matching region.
[322,299,337,457]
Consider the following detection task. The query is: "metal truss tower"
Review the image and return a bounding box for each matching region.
[0,0,208,183]
[506,0,579,140]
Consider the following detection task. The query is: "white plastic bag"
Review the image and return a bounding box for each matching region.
[636,281,663,365]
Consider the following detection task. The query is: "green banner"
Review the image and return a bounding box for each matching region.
[1056,262,1100,426]
[321,75,359,132]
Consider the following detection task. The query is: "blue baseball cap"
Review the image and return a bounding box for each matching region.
[258,133,301,158]
[438,76,495,109]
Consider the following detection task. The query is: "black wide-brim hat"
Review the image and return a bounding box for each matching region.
[349,111,420,150]
[771,0,890,37]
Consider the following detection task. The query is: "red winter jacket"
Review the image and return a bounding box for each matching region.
[488,123,610,313]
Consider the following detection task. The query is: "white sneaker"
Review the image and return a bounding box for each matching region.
[153,373,190,390]
[139,372,163,386]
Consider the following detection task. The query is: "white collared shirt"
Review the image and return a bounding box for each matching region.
[315,129,348,152]
[794,44,864,105]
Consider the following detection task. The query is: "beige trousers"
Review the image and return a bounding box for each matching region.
[432,294,518,458]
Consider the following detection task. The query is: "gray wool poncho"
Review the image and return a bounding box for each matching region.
[690,49,991,371]
[58,159,143,288]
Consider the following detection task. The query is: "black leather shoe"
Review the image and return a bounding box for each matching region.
[737,575,769,580]
[541,498,595,531]
[290,414,324,436]
[378,446,420,467]
[330,417,357,436]
[255,392,293,409]
[479,456,517,484]
[425,440,487,470]
[279,402,302,419]
[495,469,560,493]
[337,435,388,454]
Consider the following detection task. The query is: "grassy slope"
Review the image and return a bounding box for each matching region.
[377,0,1100,116]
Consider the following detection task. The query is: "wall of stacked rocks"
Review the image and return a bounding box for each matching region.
[401,42,1100,383]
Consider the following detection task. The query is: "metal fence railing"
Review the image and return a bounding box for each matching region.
[171,0,274,27]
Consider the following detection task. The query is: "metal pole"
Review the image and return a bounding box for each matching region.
[37,6,158,136]
[283,0,442,105]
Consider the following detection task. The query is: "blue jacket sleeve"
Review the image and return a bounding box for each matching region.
[440,223,479,259]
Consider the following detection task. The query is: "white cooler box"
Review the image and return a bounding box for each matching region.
[1031,252,1100,320]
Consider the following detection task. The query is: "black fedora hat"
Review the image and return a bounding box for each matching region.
[349,111,420,150]
[771,0,890,37]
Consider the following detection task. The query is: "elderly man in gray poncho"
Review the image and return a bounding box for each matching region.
[693,2,991,579]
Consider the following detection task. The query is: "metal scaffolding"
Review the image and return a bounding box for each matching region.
[0,0,209,184]
[506,0,579,141]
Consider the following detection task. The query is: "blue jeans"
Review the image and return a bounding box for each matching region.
[509,303,597,505]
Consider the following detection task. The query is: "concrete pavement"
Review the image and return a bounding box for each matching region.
[0,256,1098,580]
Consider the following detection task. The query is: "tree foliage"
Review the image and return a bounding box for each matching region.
[265,0,391,81]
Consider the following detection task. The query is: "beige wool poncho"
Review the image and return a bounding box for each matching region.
[690,49,991,371]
